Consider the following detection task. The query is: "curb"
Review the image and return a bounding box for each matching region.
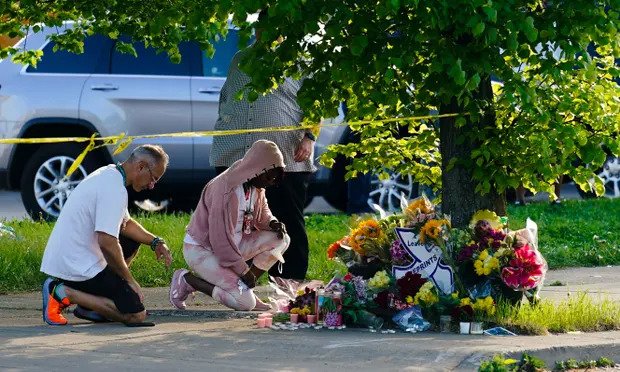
[458,343,620,370]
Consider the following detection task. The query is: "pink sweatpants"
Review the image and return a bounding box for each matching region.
[183,230,290,311]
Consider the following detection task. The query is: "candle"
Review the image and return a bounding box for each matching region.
[264,317,273,327]
[257,317,267,328]
[306,314,316,324]
[290,313,299,323]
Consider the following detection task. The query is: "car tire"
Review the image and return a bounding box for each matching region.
[598,156,620,198]
[576,156,620,199]
[20,143,105,220]
[368,171,418,212]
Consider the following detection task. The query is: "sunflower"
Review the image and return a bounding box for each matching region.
[419,219,451,244]
[357,219,382,238]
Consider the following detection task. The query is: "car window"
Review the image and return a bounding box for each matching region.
[110,40,193,76]
[202,29,251,77]
[26,34,108,74]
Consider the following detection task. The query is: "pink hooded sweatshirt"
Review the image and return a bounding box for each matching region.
[186,140,285,276]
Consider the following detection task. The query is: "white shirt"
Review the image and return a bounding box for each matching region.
[40,165,130,281]
[233,185,257,245]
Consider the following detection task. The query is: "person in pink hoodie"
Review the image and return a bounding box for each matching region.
[169,140,290,311]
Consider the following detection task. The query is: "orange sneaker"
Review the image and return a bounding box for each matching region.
[42,277,70,326]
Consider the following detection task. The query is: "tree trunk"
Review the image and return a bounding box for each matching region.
[439,77,506,228]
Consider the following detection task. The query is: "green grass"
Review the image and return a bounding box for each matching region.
[1,198,619,293]
[506,198,620,269]
[492,293,620,335]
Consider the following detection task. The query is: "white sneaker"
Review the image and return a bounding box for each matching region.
[169,269,194,310]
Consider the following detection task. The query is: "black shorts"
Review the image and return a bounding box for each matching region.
[61,266,145,314]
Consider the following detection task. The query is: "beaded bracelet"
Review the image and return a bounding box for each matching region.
[150,237,164,251]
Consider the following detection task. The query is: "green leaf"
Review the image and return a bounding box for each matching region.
[523,16,538,43]
[507,33,518,51]
[389,0,401,12]
[472,22,485,37]
[449,59,466,85]
[351,35,368,56]
[482,7,497,23]
[466,73,481,90]
[247,90,259,102]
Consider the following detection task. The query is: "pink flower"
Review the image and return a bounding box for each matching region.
[501,245,545,290]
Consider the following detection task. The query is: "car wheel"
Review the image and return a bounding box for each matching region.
[20,144,104,220]
[599,156,620,198]
[367,171,417,212]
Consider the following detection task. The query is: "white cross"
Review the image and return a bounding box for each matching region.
[392,228,454,295]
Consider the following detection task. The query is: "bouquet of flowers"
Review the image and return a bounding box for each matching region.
[328,195,451,276]
[323,195,548,332]
[452,211,547,304]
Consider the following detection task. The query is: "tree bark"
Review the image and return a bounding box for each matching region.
[439,77,506,228]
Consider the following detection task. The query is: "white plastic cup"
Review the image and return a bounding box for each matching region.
[459,322,471,335]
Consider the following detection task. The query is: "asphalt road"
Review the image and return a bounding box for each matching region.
[0,183,582,221]
[2,266,620,371]
[0,191,339,221]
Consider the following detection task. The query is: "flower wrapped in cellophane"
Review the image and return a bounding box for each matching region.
[322,195,548,332]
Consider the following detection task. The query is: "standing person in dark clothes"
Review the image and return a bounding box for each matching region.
[210,12,314,280]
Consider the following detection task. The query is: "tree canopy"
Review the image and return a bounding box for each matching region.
[2,0,619,225]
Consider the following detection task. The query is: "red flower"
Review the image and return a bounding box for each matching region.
[501,244,545,290]
[327,241,341,259]
[374,290,391,309]
[396,272,427,299]
[343,273,353,282]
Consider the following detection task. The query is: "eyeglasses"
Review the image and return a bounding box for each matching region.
[144,163,161,184]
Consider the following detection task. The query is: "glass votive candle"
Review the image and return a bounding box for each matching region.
[439,315,452,333]
[264,317,273,327]
[257,317,267,328]
[306,314,316,324]
[290,313,299,323]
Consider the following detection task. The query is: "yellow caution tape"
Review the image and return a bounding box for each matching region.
[0,113,462,177]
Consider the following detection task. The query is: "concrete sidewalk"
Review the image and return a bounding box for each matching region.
[1,266,619,371]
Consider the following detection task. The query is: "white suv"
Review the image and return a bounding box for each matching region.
[0,26,419,219]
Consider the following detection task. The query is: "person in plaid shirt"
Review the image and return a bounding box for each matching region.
[209,22,315,280]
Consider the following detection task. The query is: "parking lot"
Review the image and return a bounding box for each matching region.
[0,183,584,221]
[0,190,339,220]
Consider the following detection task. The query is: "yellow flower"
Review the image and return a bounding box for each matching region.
[357,219,382,238]
[368,270,390,290]
[406,197,434,214]
[348,219,382,255]
[405,295,414,304]
[474,249,500,276]
[460,297,472,306]
[469,210,503,230]
[472,296,496,317]
[414,282,438,305]
[419,219,451,244]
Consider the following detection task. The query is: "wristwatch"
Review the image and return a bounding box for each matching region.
[150,237,164,251]
[304,132,316,141]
